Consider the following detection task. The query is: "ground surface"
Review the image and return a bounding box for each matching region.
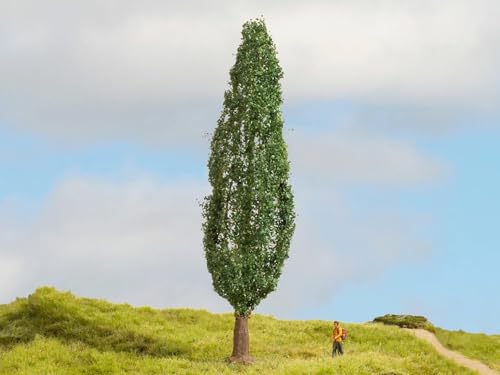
[0,288,495,374]
[434,328,500,373]
[407,329,498,375]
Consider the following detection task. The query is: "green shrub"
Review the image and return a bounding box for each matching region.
[373,314,436,332]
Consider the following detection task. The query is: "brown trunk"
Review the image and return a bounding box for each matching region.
[229,314,254,364]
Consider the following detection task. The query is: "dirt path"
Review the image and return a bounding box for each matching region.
[406,329,498,375]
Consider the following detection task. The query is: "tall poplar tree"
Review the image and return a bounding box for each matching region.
[202,19,295,363]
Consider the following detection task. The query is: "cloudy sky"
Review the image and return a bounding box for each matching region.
[1,0,499,333]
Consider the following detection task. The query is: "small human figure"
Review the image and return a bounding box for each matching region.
[331,320,344,357]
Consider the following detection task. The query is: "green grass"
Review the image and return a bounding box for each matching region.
[434,328,500,372]
[373,314,436,332]
[0,287,480,374]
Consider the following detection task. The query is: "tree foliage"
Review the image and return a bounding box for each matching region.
[202,19,295,317]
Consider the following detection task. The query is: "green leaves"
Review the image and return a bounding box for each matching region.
[202,19,295,316]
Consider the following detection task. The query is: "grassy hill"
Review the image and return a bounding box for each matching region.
[0,287,485,374]
[435,328,500,373]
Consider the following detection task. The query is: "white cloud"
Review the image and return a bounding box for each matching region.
[0,256,22,302]
[0,175,228,310]
[259,187,432,316]
[0,128,443,315]
[288,130,447,187]
[0,0,491,326]
[1,0,499,144]
[259,131,442,314]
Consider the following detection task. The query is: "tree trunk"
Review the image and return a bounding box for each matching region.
[229,314,254,364]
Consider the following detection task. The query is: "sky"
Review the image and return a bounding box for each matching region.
[0,0,499,333]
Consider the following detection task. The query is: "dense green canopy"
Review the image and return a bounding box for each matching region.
[202,19,295,316]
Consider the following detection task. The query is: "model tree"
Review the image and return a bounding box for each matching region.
[202,18,295,363]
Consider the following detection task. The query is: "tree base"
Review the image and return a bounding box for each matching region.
[228,355,255,365]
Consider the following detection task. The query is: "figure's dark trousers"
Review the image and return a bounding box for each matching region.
[332,341,343,357]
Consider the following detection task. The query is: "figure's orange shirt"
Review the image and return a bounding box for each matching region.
[331,326,343,342]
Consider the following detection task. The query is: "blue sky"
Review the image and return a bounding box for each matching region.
[0,1,499,334]
[314,126,500,333]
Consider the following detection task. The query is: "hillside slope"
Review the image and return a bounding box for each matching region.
[0,288,478,374]
[435,328,500,373]
[408,329,497,375]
